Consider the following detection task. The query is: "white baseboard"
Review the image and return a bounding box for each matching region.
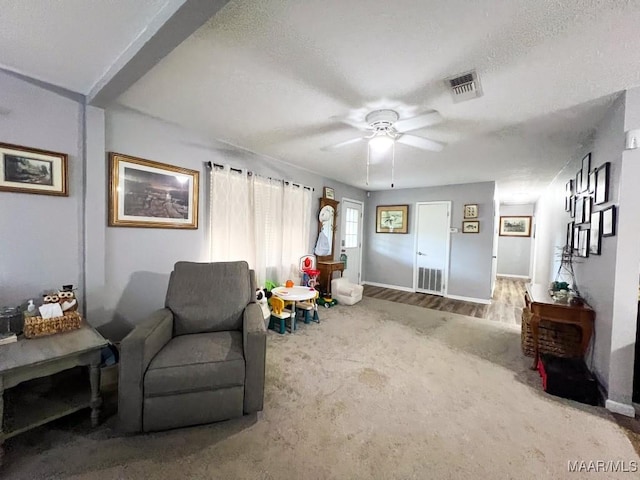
[363,281,414,293]
[446,294,492,305]
[605,399,636,417]
[497,274,530,279]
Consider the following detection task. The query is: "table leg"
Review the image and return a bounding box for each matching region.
[290,301,296,333]
[580,320,593,356]
[530,314,541,370]
[0,376,4,465]
[89,360,102,427]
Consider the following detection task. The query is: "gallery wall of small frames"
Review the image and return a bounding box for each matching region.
[564,153,616,258]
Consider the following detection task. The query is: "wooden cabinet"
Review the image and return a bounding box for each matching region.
[317,261,344,296]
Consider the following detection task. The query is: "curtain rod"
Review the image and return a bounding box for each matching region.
[206,161,314,191]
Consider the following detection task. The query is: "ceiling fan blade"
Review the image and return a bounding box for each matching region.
[397,134,445,152]
[330,115,371,131]
[394,111,443,133]
[321,137,364,151]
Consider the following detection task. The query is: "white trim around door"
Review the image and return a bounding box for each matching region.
[341,197,365,284]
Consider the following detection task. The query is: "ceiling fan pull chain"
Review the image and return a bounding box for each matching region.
[391,140,395,188]
[366,141,370,186]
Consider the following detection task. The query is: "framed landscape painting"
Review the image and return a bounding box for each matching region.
[108,152,199,229]
[499,216,532,237]
[376,204,408,233]
[0,142,68,196]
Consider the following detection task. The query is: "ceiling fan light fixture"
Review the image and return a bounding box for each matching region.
[368,133,394,152]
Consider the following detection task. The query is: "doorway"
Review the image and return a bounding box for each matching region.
[340,198,364,285]
[413,201,451,296]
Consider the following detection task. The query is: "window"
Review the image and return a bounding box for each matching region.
[344,207,359,248]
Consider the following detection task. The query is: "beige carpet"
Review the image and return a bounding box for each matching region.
[3,297,638,479]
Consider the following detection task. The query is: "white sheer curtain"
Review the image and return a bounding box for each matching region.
[209,167,255,265]
[280,183,312,283]
[253,176,283,285]
[209,166,312,287]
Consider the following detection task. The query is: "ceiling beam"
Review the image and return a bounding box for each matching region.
[88,0,230,107]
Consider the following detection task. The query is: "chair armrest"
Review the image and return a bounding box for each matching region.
[118,308,173,433]
[243,302,266,414]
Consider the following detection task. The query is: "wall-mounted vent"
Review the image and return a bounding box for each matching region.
[446,70,483,103]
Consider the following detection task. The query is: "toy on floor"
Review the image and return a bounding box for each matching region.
[256,287,272,325]
[317,296,338,308]
[299,255,320,288]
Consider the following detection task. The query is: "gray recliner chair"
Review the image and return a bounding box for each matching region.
[118,261,266,433]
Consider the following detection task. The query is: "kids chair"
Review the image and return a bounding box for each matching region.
[331,277,363,306]
[295,289,320,324]
[269,296,291,334]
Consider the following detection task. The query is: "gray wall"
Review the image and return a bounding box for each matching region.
[0,71,84,308]
[363,182,496,301]
[92,106,365,339]
[532,93,625,390]
[497,203,534,277]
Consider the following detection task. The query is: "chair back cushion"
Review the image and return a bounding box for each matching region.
[166,261,253,335]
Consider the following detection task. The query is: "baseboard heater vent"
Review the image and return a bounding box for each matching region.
[418,267,443,293]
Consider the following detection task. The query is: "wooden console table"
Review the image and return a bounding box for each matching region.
[0,323,108,464]
[317,261,345,296]
[525,283,595,370]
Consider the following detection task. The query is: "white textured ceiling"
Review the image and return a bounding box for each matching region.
[12,0,640,202]
[0,0,168,93]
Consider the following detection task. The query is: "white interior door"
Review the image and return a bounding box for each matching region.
[414,202,450,295]
[340,199,363,284]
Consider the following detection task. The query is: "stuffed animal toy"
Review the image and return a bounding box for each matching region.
[42,293,60,304]
[58,284,78,313]
[256,287,272,322]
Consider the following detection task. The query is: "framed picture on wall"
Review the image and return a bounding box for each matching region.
[564,180,573,212]
[376,204,408,233]
[572,224,580,252]
[323,186,335,199]
[0,142,68,196]
[595,162,610,205]
[602,205,616,237]
[464,204,478,218]
[589,211,601,255]
[580,153,591,192]
[462,220,480,233]
[578,228,590,258]
[566,221,574,249]
[575,196,584,224]
[108,152,199,229]
[499,216,532,237]
[575,170,582,194]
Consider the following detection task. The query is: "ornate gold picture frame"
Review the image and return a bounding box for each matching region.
[108,152,199,229]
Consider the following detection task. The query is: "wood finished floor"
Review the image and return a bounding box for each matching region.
[363,276,527,326]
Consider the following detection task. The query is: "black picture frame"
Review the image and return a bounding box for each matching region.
[572,225,580,252]
[588,170,596,194]
[589,211,601,255]
[583,196,591,223]
[602,205,616,237]
[580,153,591,192]
[595,162,610,205]
[569,195,575,218]
[575,195,584,224]
[566,221,574,248]
[575,170,582,194]
[565,180,573,212]
[578,228,590,258]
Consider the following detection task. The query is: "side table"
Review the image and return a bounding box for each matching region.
[0,323,108,464]
[317,261,345,296]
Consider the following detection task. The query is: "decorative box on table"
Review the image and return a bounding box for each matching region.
[23,311,83,338]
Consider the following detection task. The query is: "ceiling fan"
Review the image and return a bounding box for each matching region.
[323,109,446,152]
[323,109,446,187]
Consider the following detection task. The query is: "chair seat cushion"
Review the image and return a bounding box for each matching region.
[144,331,245,398]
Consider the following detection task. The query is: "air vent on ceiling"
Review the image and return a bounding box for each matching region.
[446,70,483,103]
